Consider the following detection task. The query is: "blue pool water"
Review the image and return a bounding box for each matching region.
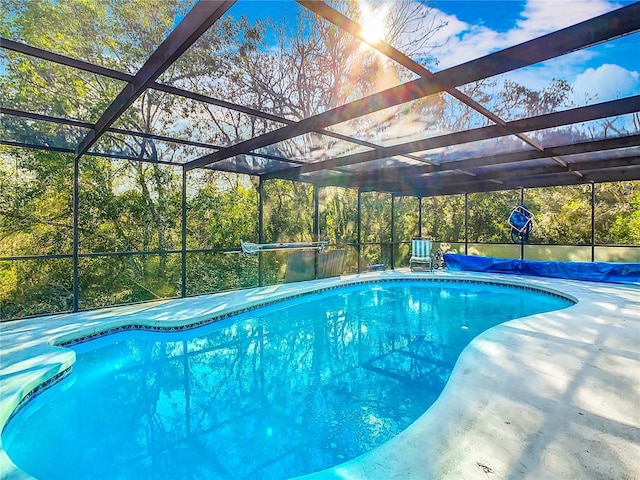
[3,281,572,479]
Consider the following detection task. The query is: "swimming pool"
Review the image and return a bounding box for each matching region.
[2,280,573,479]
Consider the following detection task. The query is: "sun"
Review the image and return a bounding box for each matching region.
[358,1,388,45]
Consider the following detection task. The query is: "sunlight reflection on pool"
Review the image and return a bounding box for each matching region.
[3,280,572,480]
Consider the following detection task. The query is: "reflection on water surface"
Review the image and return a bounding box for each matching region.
[3,281,571,479]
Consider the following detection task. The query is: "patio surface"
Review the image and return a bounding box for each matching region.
[1,270,639,479]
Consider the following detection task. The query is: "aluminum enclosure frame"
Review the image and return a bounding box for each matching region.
[1,0,640,317]
[2,1,639,192]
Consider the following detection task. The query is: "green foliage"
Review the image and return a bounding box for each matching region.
[527,185,592,245]
[263,179,313,243]
[361,191,392,243]
[79,157,182,253]
[0,0,270,318]
[78,254,182,310]
[0,258,73,318]
[421,195,465,242]
[185,252,258,296]
[0,147,73,256]
[468,190,520,242]
[393,196,419,242]
[1,0,638,320]
[595,181,640,245]
[320,186,358,244]
[187,171,258,249]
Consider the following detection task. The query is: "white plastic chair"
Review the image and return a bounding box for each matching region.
[410,238,433,271]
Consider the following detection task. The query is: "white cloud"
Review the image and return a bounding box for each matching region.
[572,63,640,104]
[429,0,623,69]
[425,15,503,69]
[501,49,598,92]
[512,0,617,41]
[416,0,637,106]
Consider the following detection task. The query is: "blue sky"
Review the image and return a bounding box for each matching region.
[432,0,528,32]
[423,0,639,102]
[225,0,639,104]
[230,0,299,23]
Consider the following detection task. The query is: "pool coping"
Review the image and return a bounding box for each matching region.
[1,270,639,479]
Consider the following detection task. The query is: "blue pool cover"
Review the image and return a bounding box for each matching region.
[443,253,640,285]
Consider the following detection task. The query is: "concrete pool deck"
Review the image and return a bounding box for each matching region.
[0,270,638,479]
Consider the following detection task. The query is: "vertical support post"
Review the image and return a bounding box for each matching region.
[72,155,80,312]
[313,184,320,279]
[313,185,320,241]
[357,189,362,274]
[390,194,395,269]
[181,168,187,298]
[520,188,525,260]
[418,196,423,238]
[464,193,469,256]
[591,183,596,262]
[258,177,264,287]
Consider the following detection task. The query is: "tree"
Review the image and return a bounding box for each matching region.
[526,185,592,245]
[263,179,314,243]
[595,181,640,245]
[421,194,465,243]
[319,186,358,244]
[468,191,520,243]
[2,0,638,319]
[0,0,268,316]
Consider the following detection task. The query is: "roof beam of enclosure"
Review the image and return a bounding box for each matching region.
[156,83,388,153]
[74,0,237,160]
[252,3,640,179]
[326,152,639,195]
[1,39,385,162]
[0,138,298,177]
[0,38,292,125]
[1,107,93,128]
[379,164,640,197]
[368,154,640,193]
[2,107,218,150]
[274,96,640,180]
[0,38,133,81]
[1,107,302,167]
[270,95,640,180]
[473,164,640,191]
[0,139,184,166]
[349,134,640,189]
[297,1,590,179]
[296,1,553,154]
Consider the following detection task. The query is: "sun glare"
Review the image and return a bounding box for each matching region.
[359,1,388,44]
